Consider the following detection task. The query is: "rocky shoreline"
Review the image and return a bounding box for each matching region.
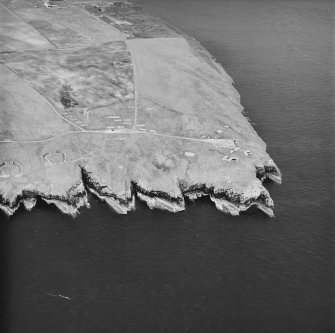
[0,0,281,219]
[0,161,281,217]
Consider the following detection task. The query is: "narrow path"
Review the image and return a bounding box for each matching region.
[127,46,139,130]
[0,3,231,148]
[0,2,58,49]
[2,64,86,132]
[0,128,227,145]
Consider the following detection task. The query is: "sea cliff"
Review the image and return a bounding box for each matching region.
[0,0,281,217]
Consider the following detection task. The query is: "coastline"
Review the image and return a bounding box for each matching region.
[0,0,281,218]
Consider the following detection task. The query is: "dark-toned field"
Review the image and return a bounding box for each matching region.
[0,0,333,332]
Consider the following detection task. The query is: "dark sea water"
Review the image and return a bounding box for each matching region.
[0,1,334,332]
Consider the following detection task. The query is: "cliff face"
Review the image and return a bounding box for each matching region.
[0,0,281,217]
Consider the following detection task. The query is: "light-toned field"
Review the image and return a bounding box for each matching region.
[0,0,281,217]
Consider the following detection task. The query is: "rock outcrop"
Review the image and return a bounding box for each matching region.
[0,0,281,217]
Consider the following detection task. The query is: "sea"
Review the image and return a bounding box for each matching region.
[0,0,334,332]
